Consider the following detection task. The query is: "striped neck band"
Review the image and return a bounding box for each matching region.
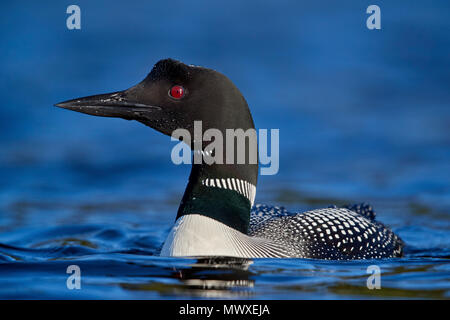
[201,178,256,207]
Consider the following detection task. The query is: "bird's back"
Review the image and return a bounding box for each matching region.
[250,204,404,259]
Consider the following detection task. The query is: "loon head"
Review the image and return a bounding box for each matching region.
[55,58,255,145]
[56,59,258,234]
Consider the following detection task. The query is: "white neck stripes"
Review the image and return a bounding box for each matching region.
[201,178,256,207]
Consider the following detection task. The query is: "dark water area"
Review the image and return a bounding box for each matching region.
[0,1,449,299]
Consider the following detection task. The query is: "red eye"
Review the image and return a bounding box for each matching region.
[169,85,185,99]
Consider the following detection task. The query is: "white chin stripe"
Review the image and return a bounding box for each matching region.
[201,178,256,206]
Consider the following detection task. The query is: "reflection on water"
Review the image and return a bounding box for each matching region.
[178,257,254,298]
[122,257,255,298]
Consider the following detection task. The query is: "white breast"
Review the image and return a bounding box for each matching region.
[160,214,288,258]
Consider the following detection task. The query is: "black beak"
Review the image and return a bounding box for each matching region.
[55,90,161,121]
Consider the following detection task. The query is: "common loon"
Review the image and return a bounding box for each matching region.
[56,58,404,259]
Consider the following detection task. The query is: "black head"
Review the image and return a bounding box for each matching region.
[56,59,255,142]
[56,59,259,233]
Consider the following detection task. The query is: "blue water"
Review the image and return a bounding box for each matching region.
[0,1,449,299]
